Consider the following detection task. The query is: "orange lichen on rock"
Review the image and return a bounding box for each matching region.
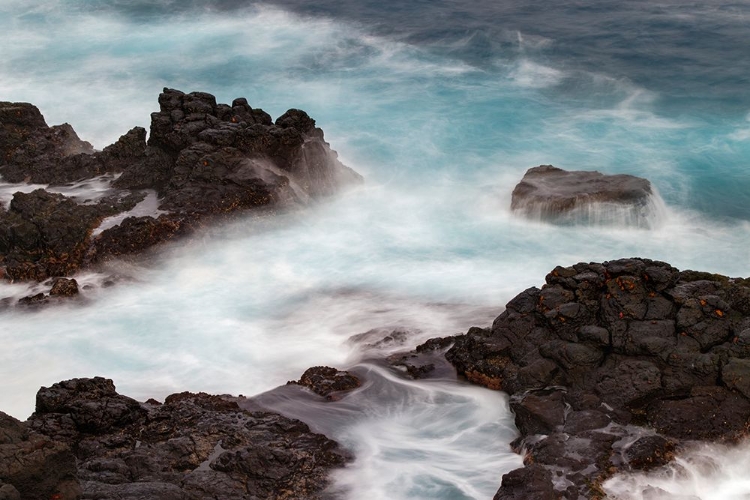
[465,370,503,390]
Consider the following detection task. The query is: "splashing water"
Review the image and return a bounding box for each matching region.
[1,1,750,498]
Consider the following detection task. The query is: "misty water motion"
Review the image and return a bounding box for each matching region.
[1,1,750,499]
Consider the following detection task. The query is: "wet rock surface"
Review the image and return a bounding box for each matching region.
[511,165,656,226]
[1,377,349,500]
[443,258,750,499]
[0,90,362,298]
[288,366,362,399]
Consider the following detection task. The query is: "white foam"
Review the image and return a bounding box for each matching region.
[328,364,523,500]
[510,59,564,88]
[604,440,750,499]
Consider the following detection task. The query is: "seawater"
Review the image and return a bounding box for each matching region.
[1,1,749,498]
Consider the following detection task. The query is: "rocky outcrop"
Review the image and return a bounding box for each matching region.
[0,102,95,184]
[511,165,659,227]
[444,258,750,499]
[288,366,362,399]
[0,189,143,281]
[0,90,362,291]
[1,377,349,499]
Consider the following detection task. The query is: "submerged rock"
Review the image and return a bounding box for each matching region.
[443,258,750,498]
[511,165,661,227]
[0,89,362,295]
[0,377,349,499]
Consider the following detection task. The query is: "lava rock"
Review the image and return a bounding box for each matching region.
[1,89,363,287]
[442,258,750,499]
[0,102,95,184]
[289,366,362,398]
[49,278,79,297]
[511,165,656,226]
[0,411,80,500]
[0,189,140,281]
[11,377,350,499]
[493,464,556,500]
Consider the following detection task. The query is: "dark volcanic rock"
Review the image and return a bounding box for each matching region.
[1,377,350,499]
[0,89,362,291]
[444,258,750,499]
[91,214,192,260]
[0,189,140,281]
[0,102,95,184]
[144,87,362,214]
[511,165,657,227]
[0,411,80,500]
[493,464,556,500]
[289,366,362,399]
[49,278,79,297]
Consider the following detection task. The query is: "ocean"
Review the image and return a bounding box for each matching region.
[1,0,749,498]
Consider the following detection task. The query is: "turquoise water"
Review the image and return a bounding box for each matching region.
[1,1,749,498]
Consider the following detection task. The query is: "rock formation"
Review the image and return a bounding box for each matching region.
[0,377,349,500]
[0,89,361,293]
[511,165,660,227]
[442,258,750,498]
[288,366,362,399]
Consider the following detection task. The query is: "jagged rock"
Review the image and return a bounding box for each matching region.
[623,435,675,471]
[91,214,191,260]
[0,411,80,500]
[49,278,79,297]
[289,366,362,399]
[0,189,140,281]
[145,88,362,214]
[17,293,47,307]
[12,377,350,499]
[443,258,750,499]
[0,102,95,184]
[511,165,657,226]
[493,464,556,500]
[0,89,362,288]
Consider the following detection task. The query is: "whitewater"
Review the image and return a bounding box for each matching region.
[1,1,749,498]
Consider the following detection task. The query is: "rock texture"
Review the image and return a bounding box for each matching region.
[0,377,349,499]
[511,165,657,227]
[444,258,750,499]
[288,366,362,399]
[0,90,361,295]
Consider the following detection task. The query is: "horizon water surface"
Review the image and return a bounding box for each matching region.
[1,1,750,498]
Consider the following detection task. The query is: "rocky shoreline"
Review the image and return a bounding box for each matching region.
[444,258,750,499]
[0,89,361,300]
[3,259,749,499]
[0,377,352,500]
[3,94,750,499]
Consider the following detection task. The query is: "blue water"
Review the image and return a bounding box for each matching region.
[1,1,749,498]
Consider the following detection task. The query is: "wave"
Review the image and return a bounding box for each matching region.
[604,440,750,499]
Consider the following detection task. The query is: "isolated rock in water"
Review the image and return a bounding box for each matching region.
[49,278,79,297]
[289,366,362,398]
[0,377,350,499]
[511,165,661,227]
[443,258,750,498]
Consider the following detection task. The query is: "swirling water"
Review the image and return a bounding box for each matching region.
[1,1,749,498]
